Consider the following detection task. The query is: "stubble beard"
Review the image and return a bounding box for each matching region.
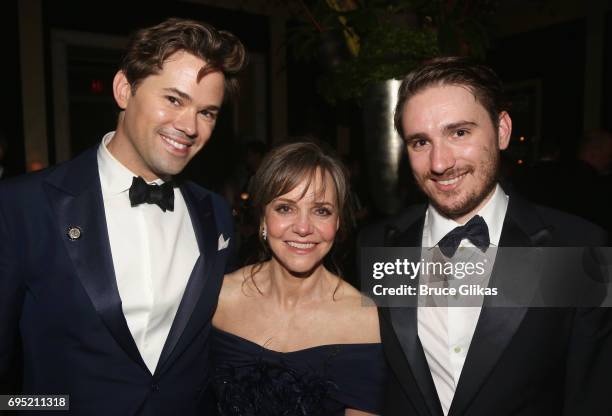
[420,150,499,220]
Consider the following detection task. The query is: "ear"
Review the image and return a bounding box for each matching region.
[497,111,512,150]
[113,70,132,110]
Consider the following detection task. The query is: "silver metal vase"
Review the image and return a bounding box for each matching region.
[362,79,404,216]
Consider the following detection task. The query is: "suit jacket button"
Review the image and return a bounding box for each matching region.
[151,384,160,392]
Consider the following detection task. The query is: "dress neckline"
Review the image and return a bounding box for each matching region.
[212,326,382,355]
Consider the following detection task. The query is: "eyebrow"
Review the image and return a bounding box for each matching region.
[404,120,478,142]
[442,120,478,134]
[163,87,192,102]
[163,87,221,112]
[274,198,334,206]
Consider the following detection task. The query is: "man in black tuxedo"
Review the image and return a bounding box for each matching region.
[0,18,245,414]
[359,57,611,415]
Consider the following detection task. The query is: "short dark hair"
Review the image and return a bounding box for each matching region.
[120,17,246,98]
[394,56,507,139]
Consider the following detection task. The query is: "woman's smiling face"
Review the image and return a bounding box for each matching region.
[264,170,340,276]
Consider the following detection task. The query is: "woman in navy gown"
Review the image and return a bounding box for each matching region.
[211,142,386,415]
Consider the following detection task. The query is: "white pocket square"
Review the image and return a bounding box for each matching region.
[218,234,230,251]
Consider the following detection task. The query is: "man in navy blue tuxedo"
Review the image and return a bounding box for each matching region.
[0,18,245,414]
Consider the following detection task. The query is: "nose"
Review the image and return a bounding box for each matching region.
[292,212,313,237]
[174,108,198,138]
[430,141,455,174]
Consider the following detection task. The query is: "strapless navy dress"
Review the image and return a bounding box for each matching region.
[210,327,387,415]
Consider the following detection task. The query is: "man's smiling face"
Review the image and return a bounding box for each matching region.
[110,51,225,181]
[401,84,511,223]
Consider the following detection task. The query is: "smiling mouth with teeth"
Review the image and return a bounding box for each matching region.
[286,241,316,249]
[435,173,467,186]
[161,135,190,150]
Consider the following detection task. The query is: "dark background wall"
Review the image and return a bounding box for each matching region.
[3,1,24,177]
[604,11,612,132]
[488,19,586,160]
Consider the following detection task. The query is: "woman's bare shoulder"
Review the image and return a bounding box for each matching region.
[328,281,381,344]
[219,268,245,298]
[214,266,254,327]
[334,280,377,307]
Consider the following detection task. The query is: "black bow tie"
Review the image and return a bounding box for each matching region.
[438,215,490,257]
[129,176,175,212]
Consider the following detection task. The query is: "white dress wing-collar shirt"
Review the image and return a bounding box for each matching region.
[418,184,509,415]
[97,131,199,373]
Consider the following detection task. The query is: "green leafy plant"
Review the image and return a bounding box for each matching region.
[289,0,498,103]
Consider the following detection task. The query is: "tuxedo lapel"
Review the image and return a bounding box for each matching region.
[392,212,425,248]
[155,183,218,374]
[449,191,553,416]
[388,212,444,416]
[43,149,146,371]
[389,306,444,416]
